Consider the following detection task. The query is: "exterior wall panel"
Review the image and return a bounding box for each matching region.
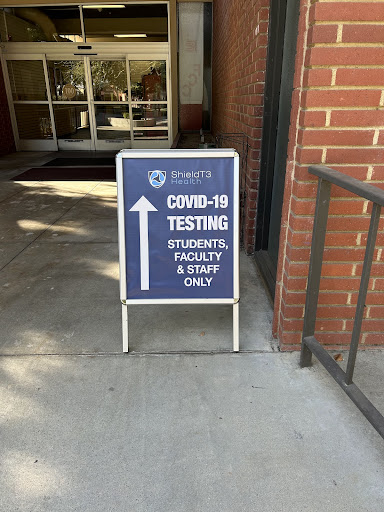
[274,0,384,350]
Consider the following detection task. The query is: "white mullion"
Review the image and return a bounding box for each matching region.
[93,101,129,105]
[79,5,86,43]
[133,127,168,131]
[43,55,58,146]
[126,55,134,145]
[51,101,89,105]
[166,1,171,146]
[1,54,20,150]
[84,56,97,150]
[132,101,167,106]
[166,54,171,146]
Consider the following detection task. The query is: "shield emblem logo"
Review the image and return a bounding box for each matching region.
[148,170,166,188]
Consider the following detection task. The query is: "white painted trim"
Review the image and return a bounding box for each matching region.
[126,54,134,144]
[43,54,58,145]
[116,154,127,302]
[1,54,21,151]
[131,101,167,105]
[233,153,240,300]
[84,55,97,150]
[2,42,169,56]
[118,149,238,158]
[133,127,168,131]
[79,5,86,43]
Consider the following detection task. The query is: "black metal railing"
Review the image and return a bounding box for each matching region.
[300,165,384,439]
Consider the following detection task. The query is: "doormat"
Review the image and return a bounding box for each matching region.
[11,166,116,181]
[43,157,115,167]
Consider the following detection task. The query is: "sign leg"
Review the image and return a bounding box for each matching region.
[122,303,129,352]
[233,302,239,352]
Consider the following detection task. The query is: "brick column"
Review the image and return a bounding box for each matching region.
[274,0,384,349]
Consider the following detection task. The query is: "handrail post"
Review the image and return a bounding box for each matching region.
[300,178,331,367]
[299,165,384,439]
[345,203,381,385]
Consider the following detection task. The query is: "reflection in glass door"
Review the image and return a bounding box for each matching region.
[48,59,92,150]
[91,59,131,151]
[129,59,169,147]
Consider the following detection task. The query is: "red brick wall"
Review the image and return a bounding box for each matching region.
[274,0,384,349]
[0,65,15,156]
[211,0,269,252]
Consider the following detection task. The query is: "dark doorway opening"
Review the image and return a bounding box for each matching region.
[254,0,300,298]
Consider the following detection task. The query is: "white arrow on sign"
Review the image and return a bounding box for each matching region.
[129,196,158,291]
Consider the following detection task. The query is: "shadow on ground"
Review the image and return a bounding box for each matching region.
[0,180,273,355]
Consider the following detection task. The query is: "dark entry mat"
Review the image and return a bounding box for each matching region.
[12,166,116,181]
[43,157,115,167]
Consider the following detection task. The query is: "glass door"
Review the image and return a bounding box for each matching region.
[47,58,92,151]
[90,58,131,151]
[3,52,171,151]
[129,58,170,149]
[5,56,56,151]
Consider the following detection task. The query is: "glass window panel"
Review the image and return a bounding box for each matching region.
[130,61,166,101]
[53,105,90,140]
[132,104,167,128]
[95,105,131,140]
[48,60,87,101]
[83,4,167,43]
[133,130,168,140]
[14,104,52,139]
[4,6,82,43]
[91,60,128,102]
[7,60,47,101]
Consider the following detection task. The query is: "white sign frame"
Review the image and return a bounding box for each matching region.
[116,148,240,352]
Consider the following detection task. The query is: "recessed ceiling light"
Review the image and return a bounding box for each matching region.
[83,5,125,9]
[114,34,147,38]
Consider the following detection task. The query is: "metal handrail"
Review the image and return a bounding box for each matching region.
[300,165,384,439]
[310,165,384,206]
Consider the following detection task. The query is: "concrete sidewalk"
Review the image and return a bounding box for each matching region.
[0,179,273,354]
[1,177,384,511]
[1,352,384,511]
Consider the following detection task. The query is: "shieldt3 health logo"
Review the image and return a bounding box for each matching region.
[148,170,166,188]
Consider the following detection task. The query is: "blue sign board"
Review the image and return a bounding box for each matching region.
[117,149,239,304]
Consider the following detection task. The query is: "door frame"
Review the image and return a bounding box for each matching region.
[127,52,170,149]
[1,42,171,151]
[254,0,300,299]
[47,54,94,151]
